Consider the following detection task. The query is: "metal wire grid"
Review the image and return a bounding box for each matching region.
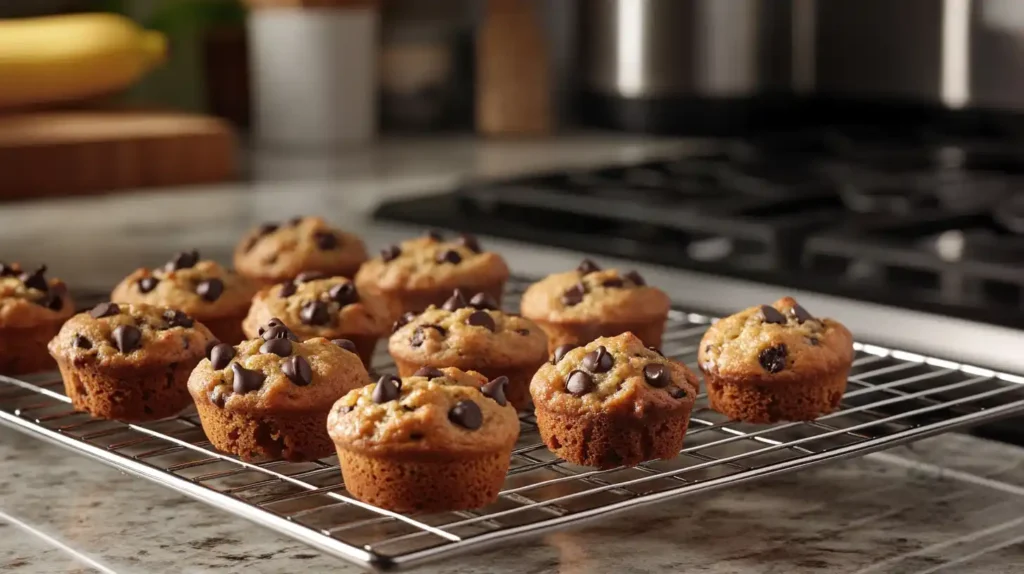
[3,277,1024,571]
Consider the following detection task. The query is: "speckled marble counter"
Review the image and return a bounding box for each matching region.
[2,135,1024,573]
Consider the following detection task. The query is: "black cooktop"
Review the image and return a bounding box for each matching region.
[375,125,1024,331]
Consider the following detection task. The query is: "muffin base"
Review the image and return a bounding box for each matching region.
[199,313,247,346]
[381,281,506,316]
[193,400,334,462]
[56,356,200,421]
[394,358,540,411]
[534,405,692,469]
[534,318,666,354]
[0,322,62,375]
[336,448,511,513]
[704,370,849,424]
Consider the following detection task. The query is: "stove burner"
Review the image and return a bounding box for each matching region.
[994,193,1024,235]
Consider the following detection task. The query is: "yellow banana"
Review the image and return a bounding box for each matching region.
[0,13,167,109]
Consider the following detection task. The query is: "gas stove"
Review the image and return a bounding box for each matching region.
[375,125,1024,331]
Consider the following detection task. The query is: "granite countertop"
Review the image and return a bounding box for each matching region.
[2,135,1024,573]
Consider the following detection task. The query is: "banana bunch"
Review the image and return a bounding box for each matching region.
[0,13,167,109]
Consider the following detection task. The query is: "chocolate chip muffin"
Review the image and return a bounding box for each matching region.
[328,367,519,512]
[530,332,698,469]
[234,216,368,286]
[111,250,256,344]
[520,260,670,353]
[48,302,215,421]
[188,320,369,461]
[388,289,547,410]
[354,230,510,315]
[698,297,854,423]
[0,263,75,375]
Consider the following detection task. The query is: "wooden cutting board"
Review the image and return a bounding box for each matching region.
[0,111,237,200]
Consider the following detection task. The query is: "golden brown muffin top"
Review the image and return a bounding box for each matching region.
[111,251,256,319]
[187,320,369,414]
[697,297,854,384]
[354,231,509,294]
[388,289,548,370]
[233,216,368,281]
[530,332,698,417]
[243,275,395,340]
[328,367,520,456]
[519,260,670,324]
[48,302,214,368]
[0,263,75,328]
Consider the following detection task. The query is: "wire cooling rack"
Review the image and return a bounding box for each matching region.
[3,277,1024,571]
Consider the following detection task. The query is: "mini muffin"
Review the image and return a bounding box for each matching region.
[530,332,698,469]
[188,320,369,461]
[48,302,215,421]
[242,275,393,367]
[354,230,510,315]
[388,289,547,410]
[0,262,75,375]
[520,259,670,353]
[234,216,368,286]
[698,297,854,423]
[328,367,519,512]
[111,249,257,344]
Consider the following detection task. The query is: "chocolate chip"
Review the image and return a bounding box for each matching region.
[295,271,325,283]
[40,293,63,311]
[163,309,194,328]
[372,374,402,403]
[112,325,142,354]
[561,283,585,306]
[669,387,687,399]
[331,339,357,353]
[468,292,498,310]
[442,289,468,311]
[414,366,445,379]
[759,305,787,325]
[328,282,359,306]
[448,400,483,430]
[582,346,614,373]
[601,277,624,288]
[392,311,418,333]
[566,370,595,396]
[313,231,338,250]
[435,249,462,265]
[19,265,48,292]
[165,249,199,272]
[466,311,495,332]
[231,363,266,394]
[457,233,481,253]
[758,344,788,374]
[515,328,530,336]
[258,223,279,236]
[196,278,224,302]
[72,335,92,350]
[426,229,444,241]
[380,245,401,262]
[643,364,670,388]
[89,302,120,318]
[481,376,508,407]
[262,325,299,342]
[647,345,664,356]
[790,303,814,323]
[138,276,159,293]
[278,282,297,297]
[577,259,600,275]
[0,262,15,277]
[806,337,820,346]
[282,355,312,386]
[205,339,221,358]
[299,301,331,326]
[209,344,235,369]
[624,270,646,286]
[410,325,445,347]
[552,343,578,364]
[209,390,226,408]
[288,216,304,226]
[260,337,292,357]
[258,317,285,336]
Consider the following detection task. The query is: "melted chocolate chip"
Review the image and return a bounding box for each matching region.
[426,229,444,241]
[89,302,120,319]
[457,233,481,253]
[515,328,530,336]
[260,337,292,357]
[758,344,788,374]
[466,311,495,332]
[205,339,221,358]
[577,259,601,275]
[435,249,462,265]
[313,231,338,250]
[72,334,92,350]
[481,376,508,407]
[299,301,331,326]
[258,317,286,337]
[165,250,199,272]
[468,292,498,310]
[624,270,646,286]
[209,390,226,408]
[196,278,224,302]
[566,370,595,396]
[278,281,297,298]
[261,324,299,342]
[790,303,814,323]
[138,276,159,293]
[328,282,359,306]
[295,271,325,283]
[582,346,614,373]
[601,277,624,288]
[112,325,142,354]
[410,324,445,347]
[669,387,687,399]
[231,363,266,394]
[210,344,236,369]
[392,311,418,333]
[413,366,445,379]
[331,339,357,353]
[561,283,585,306]
[448,400,483,430]
[380,245,401,262]
[282,355,312,386]
[806,337,820,346]
[372,374,402,403]
[643,364,670,388]
[163,309,194,328]
[759,305,787,325]
[552,343,578,364]
[442,289,468,311]
[19,265,48,292]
